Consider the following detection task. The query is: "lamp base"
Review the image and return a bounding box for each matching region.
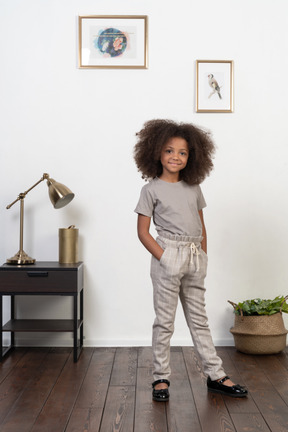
[6,250,36,265]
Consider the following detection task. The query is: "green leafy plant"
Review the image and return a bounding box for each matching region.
[228,295,288,316]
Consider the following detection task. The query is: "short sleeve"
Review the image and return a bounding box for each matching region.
[198,186,207,210]
[134,185,154,217]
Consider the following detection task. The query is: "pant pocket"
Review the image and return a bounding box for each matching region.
[159,246,168,265]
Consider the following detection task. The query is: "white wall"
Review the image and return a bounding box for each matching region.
[1,0,288,347]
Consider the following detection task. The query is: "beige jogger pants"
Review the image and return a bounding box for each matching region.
[150,234,225,382]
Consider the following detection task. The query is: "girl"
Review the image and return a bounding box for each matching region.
[134,119,247,401]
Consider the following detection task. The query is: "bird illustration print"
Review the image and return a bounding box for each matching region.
[208,74,222,99]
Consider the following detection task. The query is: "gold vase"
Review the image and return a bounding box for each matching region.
[59,226,79,263]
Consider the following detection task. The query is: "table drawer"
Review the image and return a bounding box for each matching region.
[0,270,80,293]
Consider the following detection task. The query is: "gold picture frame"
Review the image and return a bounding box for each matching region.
[78,15,148,69]
[196,60,234,113]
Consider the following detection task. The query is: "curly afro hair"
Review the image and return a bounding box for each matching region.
[134,119,215,185]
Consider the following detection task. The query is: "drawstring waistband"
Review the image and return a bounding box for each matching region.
[158,232,203,243]
[189,242,200,271]
[158,233,203,272]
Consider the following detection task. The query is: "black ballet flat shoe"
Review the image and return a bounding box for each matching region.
[207,376,248,398]
[152,379,170,402]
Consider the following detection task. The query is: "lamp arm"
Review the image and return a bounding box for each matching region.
[6,173,50,210]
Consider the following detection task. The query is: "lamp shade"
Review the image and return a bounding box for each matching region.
[47,178,75,209]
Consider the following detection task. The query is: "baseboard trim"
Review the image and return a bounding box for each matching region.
[8,335,235,348]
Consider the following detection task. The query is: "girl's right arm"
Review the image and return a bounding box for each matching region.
[137,214,164,261]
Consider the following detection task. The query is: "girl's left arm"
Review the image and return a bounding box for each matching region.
[199,209,207,253]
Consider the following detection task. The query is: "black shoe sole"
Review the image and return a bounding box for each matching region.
[153,396,170,402]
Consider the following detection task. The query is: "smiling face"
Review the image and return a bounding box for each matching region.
[159,136,189,182]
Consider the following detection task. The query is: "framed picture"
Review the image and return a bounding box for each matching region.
[78,15,148,69]
[196,60,234,113]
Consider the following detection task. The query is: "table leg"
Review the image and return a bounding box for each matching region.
[11,295,15,347]
[73,293,78,362]
[80,289,83,348]
[0,296,2,361]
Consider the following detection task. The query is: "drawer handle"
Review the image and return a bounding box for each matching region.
[27,272,49,277]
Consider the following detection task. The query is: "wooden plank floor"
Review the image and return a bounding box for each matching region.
[0,346,288,432]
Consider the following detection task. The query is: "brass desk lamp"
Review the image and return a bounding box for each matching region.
[6,173,74,265]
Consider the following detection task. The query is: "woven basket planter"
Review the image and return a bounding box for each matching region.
[230,313,288,355]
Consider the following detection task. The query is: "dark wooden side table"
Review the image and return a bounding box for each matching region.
[0,261,83,362]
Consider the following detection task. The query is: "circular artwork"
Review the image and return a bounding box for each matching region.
[96,28,127,57]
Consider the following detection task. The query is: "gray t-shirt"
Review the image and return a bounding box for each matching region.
[134,177,206,237]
